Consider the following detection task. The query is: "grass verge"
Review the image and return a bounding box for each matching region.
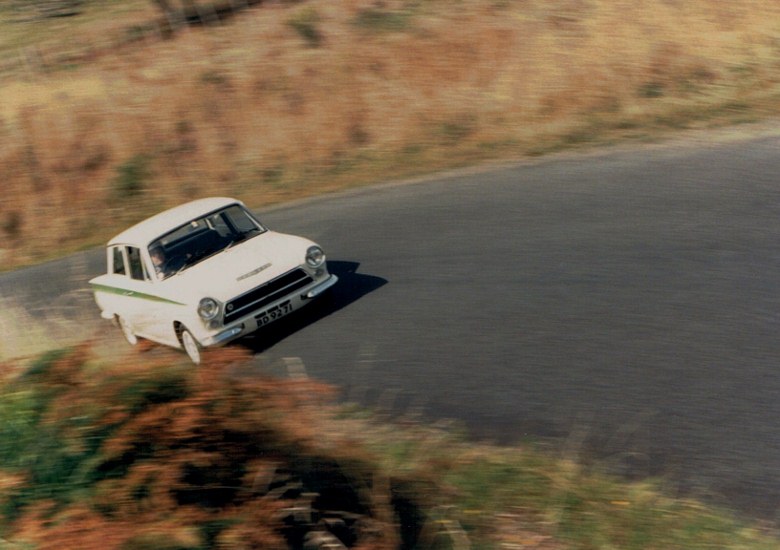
[0,343,777,549]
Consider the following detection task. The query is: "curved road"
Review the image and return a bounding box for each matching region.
[3,130,780,520]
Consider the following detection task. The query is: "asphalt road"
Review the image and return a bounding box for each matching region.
[3,130,780,520]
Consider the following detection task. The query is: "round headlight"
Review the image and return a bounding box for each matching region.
[305,245,325,268]
[198,297,220,321]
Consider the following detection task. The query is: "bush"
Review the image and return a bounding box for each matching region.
[353,7,413,33]
[639,81,665,98]
[1,345,778,549]
[1,211,22,240]
[112,154,150,199]
[0,346,397,548]
[287,7,323,48]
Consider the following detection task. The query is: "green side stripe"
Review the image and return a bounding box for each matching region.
[90,283,186,306]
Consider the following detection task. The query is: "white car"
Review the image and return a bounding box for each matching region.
[89,197,338,364]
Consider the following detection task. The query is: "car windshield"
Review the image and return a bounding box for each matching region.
[148,204,265,280]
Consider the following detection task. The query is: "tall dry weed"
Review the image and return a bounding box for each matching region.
[1,0,779,267]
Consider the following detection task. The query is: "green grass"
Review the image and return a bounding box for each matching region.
[441,453,770,548]
[0,345,777,547]
[342,416,780,549]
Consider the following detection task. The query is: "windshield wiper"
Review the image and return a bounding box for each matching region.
[171,232,262,276]
[224,229,262,251]
[171,249,211,276]
[223,233,247,252]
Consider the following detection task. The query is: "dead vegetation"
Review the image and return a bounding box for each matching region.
[0,344,778,549]
[1,0,780,268]
[1,345,401,549]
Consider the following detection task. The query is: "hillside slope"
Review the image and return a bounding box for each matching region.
[1,0,780,268]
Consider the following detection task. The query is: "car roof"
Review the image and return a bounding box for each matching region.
[107,197,243,247]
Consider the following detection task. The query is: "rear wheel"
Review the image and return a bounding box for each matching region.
[180,327,202,365]
[117,316,138,346]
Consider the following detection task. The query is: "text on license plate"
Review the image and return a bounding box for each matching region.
[256,300,293,327]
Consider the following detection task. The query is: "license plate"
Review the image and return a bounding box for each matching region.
[256,300,293,327]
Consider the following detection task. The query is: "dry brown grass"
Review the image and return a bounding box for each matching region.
[1,0,780,268]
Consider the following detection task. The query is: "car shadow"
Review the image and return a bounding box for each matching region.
[236,260,387,354]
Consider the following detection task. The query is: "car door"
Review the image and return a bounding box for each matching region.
[123,245,179,344]
[94,245,142,328]
[129,246,187,347]
[105,245,160,339]
[92,245,129,321]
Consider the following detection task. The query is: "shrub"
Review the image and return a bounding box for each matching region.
[287,7,323,48]
[438,114,477,145]
[199,69,229,86]
[0,346,397,548]
[639,81,665,98]
[353,7,413,33]
[112,154,150,199]
[1,211,22,240]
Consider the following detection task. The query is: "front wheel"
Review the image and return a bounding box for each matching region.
[117,316,138,346]
[180,327,202,365]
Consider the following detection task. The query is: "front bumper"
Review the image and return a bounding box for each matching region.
[200,274,338,347]
[303,273,339,299]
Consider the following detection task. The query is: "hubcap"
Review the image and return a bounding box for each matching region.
[182,330,201,364]
[118,317,138,346]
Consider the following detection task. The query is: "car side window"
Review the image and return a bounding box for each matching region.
[112,246,126,276]
[127,247,147,281]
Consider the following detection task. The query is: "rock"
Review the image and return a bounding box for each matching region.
[303,530,348,550]
[319,517,352,546]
